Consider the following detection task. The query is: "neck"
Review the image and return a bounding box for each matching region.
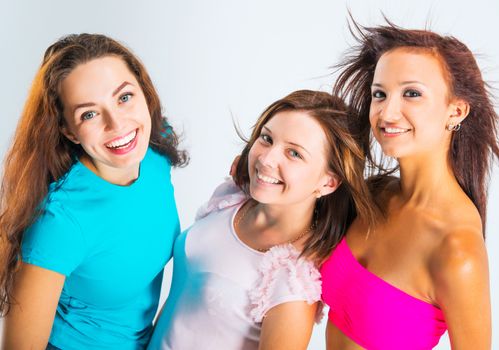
[245,198,315,243]
[81,155,139,186]
[397,147,460,207]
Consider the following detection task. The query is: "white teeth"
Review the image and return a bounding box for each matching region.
[106,130,137,148]
[257,172,281,184]
[384,127,409,134]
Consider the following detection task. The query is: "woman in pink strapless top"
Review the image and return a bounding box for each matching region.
[321,20,498,349]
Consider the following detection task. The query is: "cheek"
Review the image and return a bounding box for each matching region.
[75,126,98,145]
[415,104,447,133]
[369,114,378,129]
[248,141,263,160]
[284,164,314,186]
[135,104,152,126]
[247,145,259,170]
[368,105,379,128]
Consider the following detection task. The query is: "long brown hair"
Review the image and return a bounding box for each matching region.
[333,19,499,233]
[0,33,188,314]
[234,90,379,263]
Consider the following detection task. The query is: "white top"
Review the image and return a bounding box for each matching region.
[148,180,322,350]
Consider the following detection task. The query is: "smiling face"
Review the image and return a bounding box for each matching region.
[369,48,457,158]
[247,110,336,207]
[60,55,151,183]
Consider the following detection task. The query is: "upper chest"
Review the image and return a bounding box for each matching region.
[343,205,444,301]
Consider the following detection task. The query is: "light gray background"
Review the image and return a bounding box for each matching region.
[1,1,497,349]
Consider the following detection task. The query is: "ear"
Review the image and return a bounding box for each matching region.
[60,124,80,144]
[316,172,341,198]
[447,98,470,127]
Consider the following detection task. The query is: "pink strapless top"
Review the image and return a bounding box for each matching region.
[321,238,447,350]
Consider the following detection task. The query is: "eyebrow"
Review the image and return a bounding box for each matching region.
[372,81,426,88]
[72,102,96,115]
[112,81,132,96]
[262,126,311,156]
[72,81,134,115]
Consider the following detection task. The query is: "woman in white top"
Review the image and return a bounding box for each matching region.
[148,90,378,350]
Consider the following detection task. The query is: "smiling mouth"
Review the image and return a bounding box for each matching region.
[105,129,138,149]
[256,169,283,185]
[380,127,411,135]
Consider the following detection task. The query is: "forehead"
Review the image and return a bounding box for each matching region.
[59,56,138,103]
[264,110,328,150]
[374,48,450,89]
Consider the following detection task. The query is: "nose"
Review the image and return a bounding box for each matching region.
[258,145,279,169]
[378,95,402,123]
[102,108,124,132]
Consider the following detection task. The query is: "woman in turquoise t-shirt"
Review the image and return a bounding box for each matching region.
[0,34,187,349]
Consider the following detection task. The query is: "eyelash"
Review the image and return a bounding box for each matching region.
[288,149,302,159]
[260,133,272,144]
[403,89,421,98]
[259,134,302,159]
[119,93,133,103]
[81,111,97,121]
[371,89,422,99]
[79,93,133,121]
[372,90,385,99]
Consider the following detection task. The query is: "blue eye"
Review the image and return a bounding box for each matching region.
[288,149,302,159]
[119,93,132,103]
[403,89,421,98]
[81,111,97,121]
[372,90,385,99]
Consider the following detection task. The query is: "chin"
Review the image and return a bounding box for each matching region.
[382,150,399,158]
[248,186,273,204]
[379,144,402,158]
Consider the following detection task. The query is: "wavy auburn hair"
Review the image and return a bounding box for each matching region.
[234,90,379,264]
[0,34,187,314]
[333,19,499,233]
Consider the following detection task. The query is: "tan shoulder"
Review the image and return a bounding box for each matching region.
[429,224,488,290]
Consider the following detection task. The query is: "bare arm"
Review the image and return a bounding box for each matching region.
[259,301,318,350]
[326,320,336,350]
[2,263,65,350]
[432,232,491,350]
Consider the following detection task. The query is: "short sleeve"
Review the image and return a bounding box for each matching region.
[248,244,322,323]
[195,178,248,220]
[22,200,86,276]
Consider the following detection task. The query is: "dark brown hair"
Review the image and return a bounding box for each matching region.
[0,33,187,314]
[234,90,379,263]
[333,20,499,233]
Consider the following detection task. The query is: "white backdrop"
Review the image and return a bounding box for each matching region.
[1,1,498,349]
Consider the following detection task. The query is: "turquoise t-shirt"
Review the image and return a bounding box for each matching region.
[22,147,180,350]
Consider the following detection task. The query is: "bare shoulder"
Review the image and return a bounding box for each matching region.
[427,205,491,347]
[429,214,488,293]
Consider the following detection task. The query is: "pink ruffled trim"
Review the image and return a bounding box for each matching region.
[195,178,248,221]
[248,244,322,323]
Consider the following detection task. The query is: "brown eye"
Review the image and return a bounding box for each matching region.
[260,134,272,144]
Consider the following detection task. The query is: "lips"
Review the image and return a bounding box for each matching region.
[104,129,139,155]
[105,129,137,149]
[256,169,283,185]
[379,126,411,135]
